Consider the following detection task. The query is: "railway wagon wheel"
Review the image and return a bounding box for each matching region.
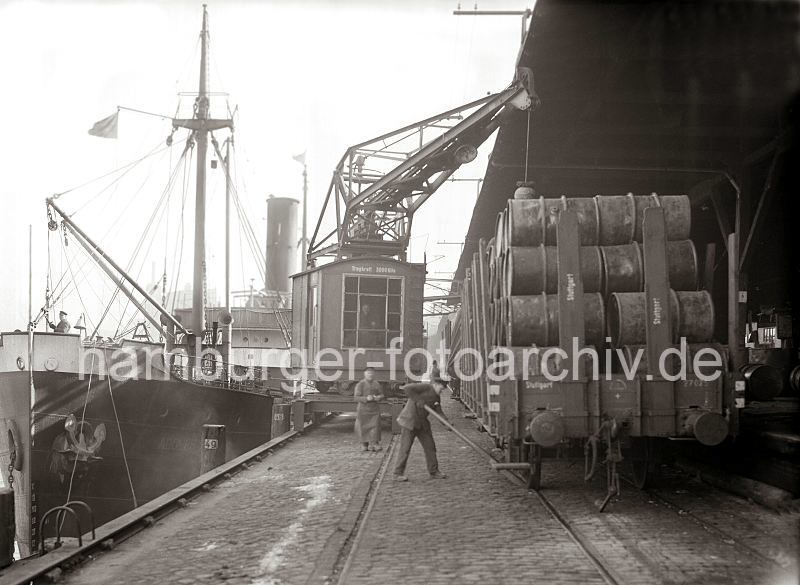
[527,443,543,490]
[315,381,334,393]
[630,436,658,489]
[337,381,358,396]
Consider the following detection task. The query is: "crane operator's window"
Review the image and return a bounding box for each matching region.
[342,275,403,348]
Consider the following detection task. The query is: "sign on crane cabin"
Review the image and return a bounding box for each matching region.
[291,257,425,381]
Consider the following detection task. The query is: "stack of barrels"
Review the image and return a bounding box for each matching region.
[487,190,719,366]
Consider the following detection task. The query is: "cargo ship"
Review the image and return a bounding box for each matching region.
[0,7,283,557]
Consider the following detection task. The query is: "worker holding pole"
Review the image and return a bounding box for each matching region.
[393,379,449,481]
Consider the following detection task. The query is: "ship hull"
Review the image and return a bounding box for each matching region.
[0,333,273,558]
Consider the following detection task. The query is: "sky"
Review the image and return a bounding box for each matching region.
[0,0,526,335]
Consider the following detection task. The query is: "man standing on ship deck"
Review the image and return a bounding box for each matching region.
[47,310,71,334]
[353,367,385,451]
[393,379,449,481]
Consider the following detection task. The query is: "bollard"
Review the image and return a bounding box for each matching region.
[271,402,291,438]
[200,425,226,474]
[291,400,307,432]
[1,487,14,568]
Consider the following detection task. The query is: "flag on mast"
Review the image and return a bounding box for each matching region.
[88,111,119,139]
[292,151,306,165]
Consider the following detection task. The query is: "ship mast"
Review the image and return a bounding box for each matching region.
[193,5,209,350]
[173,5,233,360]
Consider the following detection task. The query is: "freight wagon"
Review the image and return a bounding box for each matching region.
[442,0,800,502]
[448,192,737,507]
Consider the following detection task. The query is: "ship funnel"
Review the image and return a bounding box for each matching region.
[265,196,299,296]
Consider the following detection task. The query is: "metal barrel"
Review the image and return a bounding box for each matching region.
[600,243,643,296]
[666,240,699,290]
[608,291,676,347]
[620,342,728,375]
[608,290,714,347]
[595,194,637,245]
[507,194,691,249]
[791,365,800,394]
[675,290,715,343]
[594,194,692,245]
[505,245,603,295]
[633,194,692,241]
[599,240,698,296]
[506,196,600,247]
[741,363,785,402]
[506,292,605,348]
[514,184,537,199]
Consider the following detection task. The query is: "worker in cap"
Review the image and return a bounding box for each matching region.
[47,310,71,334]
[393,378,449,481]
[353,367,385,451]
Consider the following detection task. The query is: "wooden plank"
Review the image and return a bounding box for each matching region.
[642,207,672,373]
[477,239,495,432]
[470,257,487,420]
[556,209,589,436]
[642,207,675,435]
[556,209,585,375]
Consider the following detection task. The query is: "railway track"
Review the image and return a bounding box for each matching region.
[507,458,797,585]
[428,404,799,585]
[5,404,793,585]
[620,473,798,575]
[326,436,396,585]
[423,407,625,585]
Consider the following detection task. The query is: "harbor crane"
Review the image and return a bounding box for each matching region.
[306,69,537,265]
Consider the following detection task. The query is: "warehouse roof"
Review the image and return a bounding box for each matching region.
[453,0,799,292]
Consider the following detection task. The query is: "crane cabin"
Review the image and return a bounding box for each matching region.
[291,257,425,392]
[292,75,534,395]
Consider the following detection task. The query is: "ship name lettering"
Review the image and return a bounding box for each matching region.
[158,436,193,451]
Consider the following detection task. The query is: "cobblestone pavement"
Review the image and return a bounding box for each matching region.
[59,395,799,585]
[343,395,800,585]
[61,417,390,585]
[337,399,609,585]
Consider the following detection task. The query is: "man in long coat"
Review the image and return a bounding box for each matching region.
[353,367,385,451]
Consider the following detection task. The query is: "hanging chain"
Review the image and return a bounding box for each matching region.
[7,450,15,491]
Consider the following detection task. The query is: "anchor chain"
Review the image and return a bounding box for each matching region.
[7,449,15,491]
